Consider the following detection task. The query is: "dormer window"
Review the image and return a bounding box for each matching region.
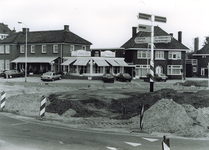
[82,45,86,50]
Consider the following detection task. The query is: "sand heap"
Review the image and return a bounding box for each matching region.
[131,99,209,137]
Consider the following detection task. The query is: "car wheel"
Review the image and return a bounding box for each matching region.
[129,80,131,82]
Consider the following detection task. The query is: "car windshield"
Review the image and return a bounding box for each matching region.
[44,72,52,76]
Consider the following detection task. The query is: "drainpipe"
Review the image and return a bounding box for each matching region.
[61,44,63,72]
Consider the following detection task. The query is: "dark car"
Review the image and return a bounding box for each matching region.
[116,73,132,82]
[102,73,114,83]
[3,70,24,78]
[154,73,168,82]
[41,72,62,81]
[0,70,8,77]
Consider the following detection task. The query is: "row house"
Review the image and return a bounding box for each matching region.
[193,41,209,77]
[0,23,15,40]
[121,26,189,79]
[0,25,92,73]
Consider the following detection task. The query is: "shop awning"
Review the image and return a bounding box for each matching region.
[93,59,109,66]
[114,59,128,66]
[11,57,58,63]
[61,58,77,65]
[73,58,90,66]
[11,57,37,63]
[105,59,120,66]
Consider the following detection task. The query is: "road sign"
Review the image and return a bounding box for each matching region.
[137,13,151,21]
[134,36,171,44]
[134,37,151,44]
[138,24,151,32]
[155,15,167,23]
[154,36,171,43]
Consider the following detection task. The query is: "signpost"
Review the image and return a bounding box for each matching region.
[134,36,171,44]
[137,12,167,92]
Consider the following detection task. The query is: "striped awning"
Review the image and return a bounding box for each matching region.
[105,59,120,66]
[93,59,109,66]
[11,57,58,63]
[114,59,128,66]
[73,58,90,66]
[61,58,77,65]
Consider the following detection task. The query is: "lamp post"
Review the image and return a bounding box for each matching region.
[18,22,27,82]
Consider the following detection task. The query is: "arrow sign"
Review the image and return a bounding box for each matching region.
[125,142,141,147]
[106,146,117,150]
[138,24,151,32]
[142,137,159,142]
[137,13,151,21]
[155,15,167,23]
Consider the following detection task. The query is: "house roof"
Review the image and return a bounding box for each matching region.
[0,23,11,34]
[121,26,189,50]
[0,28,92,45]
[196,44,209,54]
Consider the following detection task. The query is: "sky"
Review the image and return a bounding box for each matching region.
[1,0,209,50]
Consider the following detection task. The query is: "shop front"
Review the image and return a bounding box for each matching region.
[61,50,128,78]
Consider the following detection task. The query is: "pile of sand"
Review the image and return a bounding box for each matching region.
[130,99,209,137]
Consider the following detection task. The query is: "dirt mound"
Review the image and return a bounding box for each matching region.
[139,99,193,133]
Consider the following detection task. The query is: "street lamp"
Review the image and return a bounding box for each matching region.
[18,22,27,82]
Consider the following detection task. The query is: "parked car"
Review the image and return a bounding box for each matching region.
[154,73,168,82]
[116,73,132,82]
[3,70,24,78]
[41,72,62,81]
[0,70,8,77]
[102,73,114,83]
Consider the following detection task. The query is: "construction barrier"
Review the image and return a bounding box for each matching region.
[40,95,46,118]
[162,136,170,150]
[1,91,6,111]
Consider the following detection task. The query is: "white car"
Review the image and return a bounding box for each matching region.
[41,72,62,81]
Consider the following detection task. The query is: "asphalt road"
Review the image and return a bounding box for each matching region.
[1,112,209,150]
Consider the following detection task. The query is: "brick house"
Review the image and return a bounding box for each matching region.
[121,26,189,79]
[193,43,209,77]
[0,23,14,40]
[0,25,92,73]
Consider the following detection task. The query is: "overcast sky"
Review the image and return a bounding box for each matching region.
[1,0,209,50]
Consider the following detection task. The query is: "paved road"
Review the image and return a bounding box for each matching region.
[1,113,209,150]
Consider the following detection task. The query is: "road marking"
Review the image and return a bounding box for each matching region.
[125,142,141,146]
[142,137,159,142]
[11,122,28,126]
[106,146,117,150]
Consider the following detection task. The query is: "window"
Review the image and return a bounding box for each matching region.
[167,65,182,75]
[94,51,99,57]
[82,45,86,50]
[5,45,10,54]
[137,51,150,59]
[53,45,58,53]
[31,45,35,53]
[114,67,120,74]
[70,45,74,52]
[0,60,4,70]
[155,51,164,59]
[95,65,101,73]
[202,55,206,58]
[5,60,10,70]
[42,45,46,53]
[20,45,25,53]
[168,51,181,59]
[193,67,197,72]
[0,45,4,54]
[192,59,197,65]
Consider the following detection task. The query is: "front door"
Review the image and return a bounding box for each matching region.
[156,65,163,74]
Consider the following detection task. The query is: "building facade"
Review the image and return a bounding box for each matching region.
[121,26,189,79]
[0,25,92,73]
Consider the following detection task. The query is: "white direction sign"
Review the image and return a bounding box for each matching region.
[125,142,141,147]
[134,36,171,44]
[106,146,117,150]
[142,137,159,142]
[138,24,151,32]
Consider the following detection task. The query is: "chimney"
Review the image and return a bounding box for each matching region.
[169,33,173,37]
[194,37,199,53]
[178,31,182,43]
[64,25,69,31]
[132,27,137,37]
[22,28,29,33]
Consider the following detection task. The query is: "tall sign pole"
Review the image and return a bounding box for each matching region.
[137,13,166,92]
